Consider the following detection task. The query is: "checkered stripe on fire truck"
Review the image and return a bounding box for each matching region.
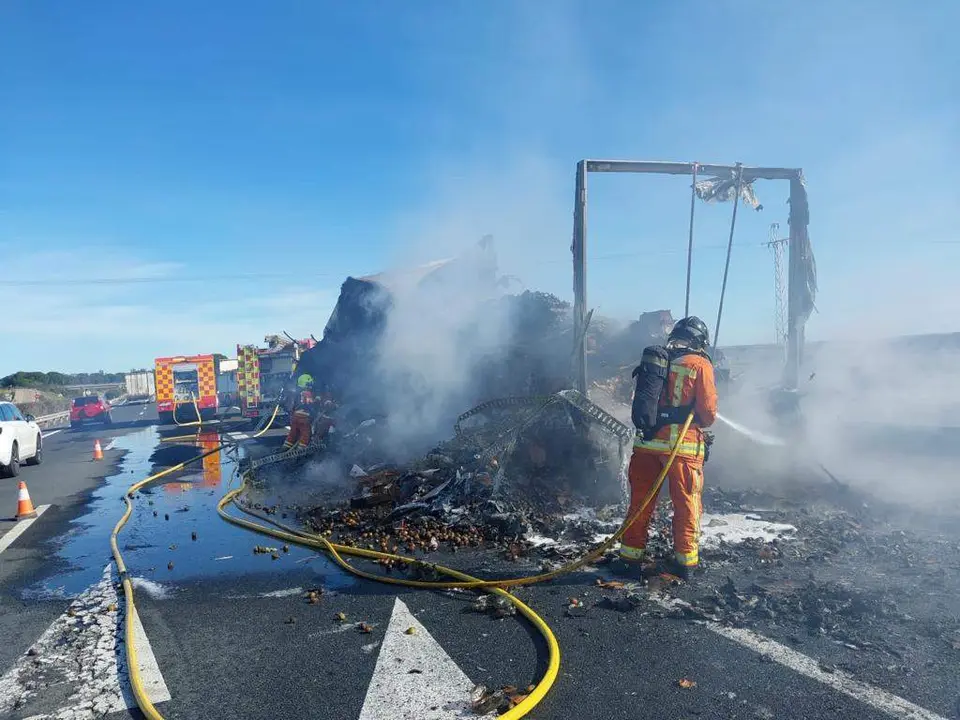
[155,364,175,402]
[236,346,261,402]
[198,362,217,398]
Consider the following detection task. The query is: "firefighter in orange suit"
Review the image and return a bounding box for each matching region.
[619,316,718,580]
[283,373,317,450]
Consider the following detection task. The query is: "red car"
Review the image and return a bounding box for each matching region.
[70,396,113,428]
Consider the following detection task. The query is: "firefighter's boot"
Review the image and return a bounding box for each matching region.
[608,558,644,579]
[663,558,694,582]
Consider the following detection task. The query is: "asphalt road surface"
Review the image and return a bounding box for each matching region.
[1,406,957,720]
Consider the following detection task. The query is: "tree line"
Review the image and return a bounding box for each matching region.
[0,369,149,388]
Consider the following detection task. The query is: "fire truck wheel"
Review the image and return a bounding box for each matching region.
[158,411,173,426]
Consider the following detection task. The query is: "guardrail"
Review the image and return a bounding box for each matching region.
[34,411,70,428]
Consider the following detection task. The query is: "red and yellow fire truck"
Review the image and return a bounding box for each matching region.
[236,337,315,422]
[155,354,223,425]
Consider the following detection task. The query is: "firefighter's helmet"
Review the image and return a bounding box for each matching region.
[668,316,710,350]
[297,373,314,389]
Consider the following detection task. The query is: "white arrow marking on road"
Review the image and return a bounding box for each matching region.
[359,597,476,720]
[0,564,170,717]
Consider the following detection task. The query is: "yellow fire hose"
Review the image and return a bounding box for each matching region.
[162,403,281,443]
[110,443,228,720]
[112,411,693,719]
[222,413,694,591]
[171,394,204,428]
[251,403,281,439]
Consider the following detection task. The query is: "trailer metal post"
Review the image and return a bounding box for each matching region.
[784,176,806,390]
[572,160,588,395]
[573,159,812,397]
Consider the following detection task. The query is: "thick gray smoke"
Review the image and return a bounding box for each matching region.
[710,336,960,513]
[372,239,512,457]
[799,337,960,510]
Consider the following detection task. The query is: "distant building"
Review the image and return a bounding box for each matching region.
[636,310,675,342]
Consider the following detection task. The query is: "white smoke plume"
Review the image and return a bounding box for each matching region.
[711,334,960,514]
[372,239,512,456]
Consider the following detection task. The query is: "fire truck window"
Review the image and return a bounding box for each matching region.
[173,370,200,400]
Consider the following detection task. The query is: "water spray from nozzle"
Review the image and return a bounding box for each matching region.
[715,413,786,447]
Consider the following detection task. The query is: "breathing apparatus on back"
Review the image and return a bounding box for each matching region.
[631,316,712,444]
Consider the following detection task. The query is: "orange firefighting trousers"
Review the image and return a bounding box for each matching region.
[283,411,312,449]
[620,449,704,567]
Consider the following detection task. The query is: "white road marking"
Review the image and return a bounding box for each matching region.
[0,565,169,717]
[651,595,948,720]
[359,597,475,719]
[41,429,61,439]
[129,602,169,705]
[0,505,50,555]
[227,432,250,441]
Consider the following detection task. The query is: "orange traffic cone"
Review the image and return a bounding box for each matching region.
[16,481,38,520]
[92,439,104,461]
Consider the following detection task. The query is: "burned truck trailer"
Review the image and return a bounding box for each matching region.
[296,238,501,420]
[294,274,394,416]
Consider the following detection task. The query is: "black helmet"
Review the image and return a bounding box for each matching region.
[669,316,710,349]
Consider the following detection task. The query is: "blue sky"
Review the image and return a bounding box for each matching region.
[2,1,958,373]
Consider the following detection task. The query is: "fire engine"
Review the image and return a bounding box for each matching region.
[236,335,316,423]
[155,354,223,425]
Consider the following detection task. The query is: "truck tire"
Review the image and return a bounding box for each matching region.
[158,411,173,426]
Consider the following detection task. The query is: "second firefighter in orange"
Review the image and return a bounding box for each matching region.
[284,374,317,449]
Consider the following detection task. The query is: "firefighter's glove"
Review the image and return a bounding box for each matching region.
[702,430,715,463]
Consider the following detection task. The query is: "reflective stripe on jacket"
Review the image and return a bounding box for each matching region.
[294,389,315,415]
[633,351,718,459]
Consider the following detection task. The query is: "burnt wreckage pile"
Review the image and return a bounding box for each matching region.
[277,248,677,552]
[299,388,635,558]
[275,236,721,557]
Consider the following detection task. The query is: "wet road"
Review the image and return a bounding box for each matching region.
[0,408,957,720]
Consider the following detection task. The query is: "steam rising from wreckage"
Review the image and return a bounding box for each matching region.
[282,235,646,543]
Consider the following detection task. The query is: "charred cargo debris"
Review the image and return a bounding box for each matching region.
[299,389,634,560]
[267,237,715,557]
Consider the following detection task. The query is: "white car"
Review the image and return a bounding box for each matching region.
[0,401,43,477]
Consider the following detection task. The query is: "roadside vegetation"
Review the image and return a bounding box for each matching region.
[0,369,144,416]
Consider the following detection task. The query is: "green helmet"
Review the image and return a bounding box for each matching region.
[296,373,314,389]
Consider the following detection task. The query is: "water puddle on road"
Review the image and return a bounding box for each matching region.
[24,426,354,600]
